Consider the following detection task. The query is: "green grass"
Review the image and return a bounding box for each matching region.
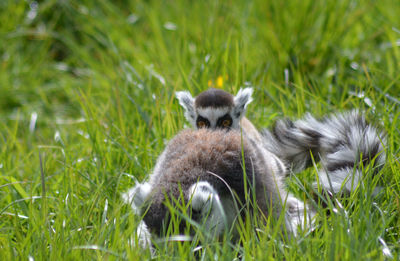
[0,0,399,259]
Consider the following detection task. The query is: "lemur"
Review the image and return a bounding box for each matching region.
[123,129,313,250]
[176,88,386,195]
[123,88,386,250]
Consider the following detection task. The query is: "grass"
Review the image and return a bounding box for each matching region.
[0,0,399,259]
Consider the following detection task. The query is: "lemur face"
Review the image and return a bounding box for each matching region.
[195,107,234,129]
[176,88,253,130]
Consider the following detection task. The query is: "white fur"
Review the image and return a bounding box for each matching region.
[122,182,152,215]
[189,181,237,237]
[284,194,315,236]
[317,169,361,194]
[175,91,196,126]
[233,87,254,118]
[135,220,153,251]
[123,183,155,253]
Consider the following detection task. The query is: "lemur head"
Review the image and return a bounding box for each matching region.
[176,88,254,130]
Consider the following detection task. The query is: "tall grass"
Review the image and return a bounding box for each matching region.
[0,0,399,259]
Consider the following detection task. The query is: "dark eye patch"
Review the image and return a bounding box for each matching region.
[217,114,232,128]
[196,116,210,128]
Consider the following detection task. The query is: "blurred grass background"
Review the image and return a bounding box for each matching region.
[0,0,399,259]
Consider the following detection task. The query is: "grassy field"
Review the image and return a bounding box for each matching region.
[1,0,399,259]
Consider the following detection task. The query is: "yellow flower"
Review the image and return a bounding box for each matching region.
[216,76,223,88]
[208,80,213,87]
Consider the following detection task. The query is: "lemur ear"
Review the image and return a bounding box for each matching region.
[176,91,196,124]
[122,182,152,215]
[233,87,253,118]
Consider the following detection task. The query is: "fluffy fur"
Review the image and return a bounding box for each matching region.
[175,91,196,127]
[262,111,386,193]
[124,96,386,249]
[123,129,314,243]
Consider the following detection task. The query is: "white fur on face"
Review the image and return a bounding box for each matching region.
[189,181,237,237]
[196,107,239,129]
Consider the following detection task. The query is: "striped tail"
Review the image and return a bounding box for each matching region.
[262,111,386,193]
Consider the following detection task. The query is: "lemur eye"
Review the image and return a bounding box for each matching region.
[197,121,206,128]
[217,114,233,128]
[222,119,231,127]
[196,116,210,128]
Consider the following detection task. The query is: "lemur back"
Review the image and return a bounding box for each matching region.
[123,129,311,239]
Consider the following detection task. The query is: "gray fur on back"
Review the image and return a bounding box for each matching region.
[142,128,287,235]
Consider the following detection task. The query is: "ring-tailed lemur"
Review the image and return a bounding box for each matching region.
[175,88,263,142]
[123,129,314,249]
[124,87,386,250]
[177,88,386,195]
[262,111,387,194]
